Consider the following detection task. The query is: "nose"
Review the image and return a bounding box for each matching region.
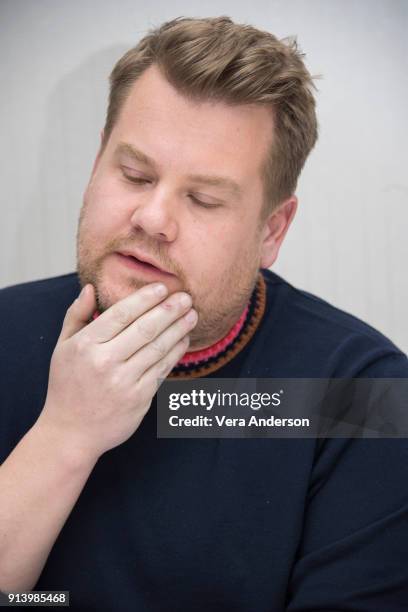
[129,187,178,242]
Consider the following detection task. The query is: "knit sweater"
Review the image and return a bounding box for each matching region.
[1,269,407,611]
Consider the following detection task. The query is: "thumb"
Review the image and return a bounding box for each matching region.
[58,284,97,342]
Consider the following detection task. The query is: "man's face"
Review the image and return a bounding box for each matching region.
[77,65,275,349]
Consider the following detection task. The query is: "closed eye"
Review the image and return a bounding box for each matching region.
[123,174,152,185]
[188,194,221,209]
[122,169,220,208]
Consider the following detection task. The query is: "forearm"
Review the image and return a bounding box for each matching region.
[0,418,98,592]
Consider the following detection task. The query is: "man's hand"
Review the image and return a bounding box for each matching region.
[37,282,197,461]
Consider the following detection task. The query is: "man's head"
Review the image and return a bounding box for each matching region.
[77,16,319,349]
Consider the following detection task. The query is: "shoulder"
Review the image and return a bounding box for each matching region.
[259,269,407,376]
[0,272,80,316]
[0,272,80,350]
[0,273,81,454]
[0,272,80,305]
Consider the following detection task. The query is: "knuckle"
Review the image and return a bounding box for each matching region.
[149,339,167,359]
[109,370,122,390]
[135,384,150,406]
[91,350,113,373]
[74,334,91,354]
[159,298,175,312]
[113,305,132,327]
[159,360,171,377]
[135,318,157,342]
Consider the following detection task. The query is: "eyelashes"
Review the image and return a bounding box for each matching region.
[187,194,221,209]
[121,171,221,209]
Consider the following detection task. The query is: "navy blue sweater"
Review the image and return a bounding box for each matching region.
[0,269,407,611]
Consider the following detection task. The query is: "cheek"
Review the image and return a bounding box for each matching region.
[183,221,245,274]
[83,181,127,237]
[215,217,256,251]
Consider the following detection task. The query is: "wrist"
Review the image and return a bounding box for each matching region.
[30,414,100,473]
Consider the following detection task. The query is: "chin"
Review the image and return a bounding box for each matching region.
[95,278,145,312]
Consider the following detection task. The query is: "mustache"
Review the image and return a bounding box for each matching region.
[105,234,185,279]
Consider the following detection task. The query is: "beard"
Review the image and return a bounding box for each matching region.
[76,204,261,350]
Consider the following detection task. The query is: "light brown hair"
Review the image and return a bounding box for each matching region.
[103,16,320,215]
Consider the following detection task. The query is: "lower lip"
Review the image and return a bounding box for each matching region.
[114,252,174,279]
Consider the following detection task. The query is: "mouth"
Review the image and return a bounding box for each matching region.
[114,251,175,278]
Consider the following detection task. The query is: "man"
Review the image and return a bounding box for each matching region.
[0,15,407,611]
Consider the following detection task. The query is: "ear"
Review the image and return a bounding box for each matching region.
[259,195,298,269]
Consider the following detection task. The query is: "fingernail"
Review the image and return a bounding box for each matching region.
[185,309,197,324]
[154,283,168,297]
[180,293,192,308]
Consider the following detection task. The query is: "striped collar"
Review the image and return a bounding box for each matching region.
[169,272,266,379]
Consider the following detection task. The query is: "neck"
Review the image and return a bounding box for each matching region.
[179,305,249,366]
[169,271,267,378]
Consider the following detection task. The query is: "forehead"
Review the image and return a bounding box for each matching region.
[109,65,274,188]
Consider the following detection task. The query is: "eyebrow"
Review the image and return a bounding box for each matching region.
[115,141,243,198]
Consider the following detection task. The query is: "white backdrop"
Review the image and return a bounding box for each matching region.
[1,0,407,353]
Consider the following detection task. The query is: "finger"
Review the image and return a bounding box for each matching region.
[83,282,169,343]
[105,291,193,361]
[58,284,96,343]
[138,336,191,395]
[123,308,198,378]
